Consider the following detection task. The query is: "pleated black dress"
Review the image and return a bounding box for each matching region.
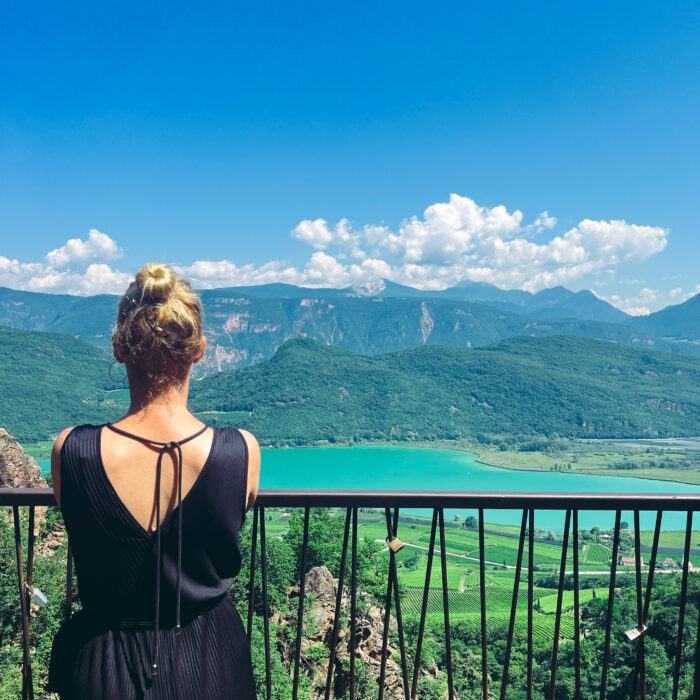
[47,423,256,700]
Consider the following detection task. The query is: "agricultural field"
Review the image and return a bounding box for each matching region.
[583,542,612,564]
[401,587,578,640]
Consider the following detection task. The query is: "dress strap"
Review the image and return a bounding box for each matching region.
[104,422,209,678]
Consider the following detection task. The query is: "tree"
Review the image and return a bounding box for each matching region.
[465,515,478,529]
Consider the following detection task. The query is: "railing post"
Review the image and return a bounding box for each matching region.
[13,505,34,700]
[438,508,454,700]
[259,506,272,700]
[411,509,438,699]
[325,508,351,700]
[599,510,621,700]
[549,509,571,699]
[478,508,488,700]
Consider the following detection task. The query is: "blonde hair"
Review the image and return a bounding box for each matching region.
[112,262,204,394]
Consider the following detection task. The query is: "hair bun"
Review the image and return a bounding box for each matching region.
[136,262,177,303]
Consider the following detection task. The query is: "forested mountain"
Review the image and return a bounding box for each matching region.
[3,325,699,444]
[0,326,124,442]
[1,284,696,377]
[189,336,700,445]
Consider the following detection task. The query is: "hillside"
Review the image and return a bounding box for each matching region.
[189,336,700,445]
[0,325,124,442]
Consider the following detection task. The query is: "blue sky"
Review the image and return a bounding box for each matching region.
[1,1,698,313]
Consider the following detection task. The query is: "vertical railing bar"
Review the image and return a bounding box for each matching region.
[246,504,258,641]
[500,510,528,700]
[672,511,693,700]
[573,510,581,700]
[26,506,35,628]
[642,511,662,624]
[549,509,571,700]
[13,506,34,700]
[694,582,700,699]
[260,506,272,700]
[528,508,534,700]
[325,508,352,700]
[350,507,358,700]
[378,508,394,699]
[600,510,621,700]
[639,510,661,700]
[479,508,488,700]
[411,509,438,699]
[292,506,311,700]
[65,543,74,621]
[631,510,644,700]
[388,508,411,698]
[439,508,454,700]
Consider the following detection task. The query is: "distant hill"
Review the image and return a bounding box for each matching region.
[189,336,700,445]
[2,324,699,444]
[0,325,124,442]
[1,284,693,377]
[625,294,700,351]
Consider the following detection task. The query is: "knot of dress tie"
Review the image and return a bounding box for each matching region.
[106,423,208,679]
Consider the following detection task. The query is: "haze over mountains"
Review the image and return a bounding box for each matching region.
[1,281,698,375]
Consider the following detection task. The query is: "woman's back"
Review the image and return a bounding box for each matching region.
[59,422,248,621]
[48,422,257,698]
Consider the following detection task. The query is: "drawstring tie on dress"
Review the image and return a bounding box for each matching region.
[106,423,208,678]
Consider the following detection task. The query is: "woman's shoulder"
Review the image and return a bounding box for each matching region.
[51,424,105,505]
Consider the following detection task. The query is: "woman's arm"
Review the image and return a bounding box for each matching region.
[50,427,75,507]
[238,429,260,512]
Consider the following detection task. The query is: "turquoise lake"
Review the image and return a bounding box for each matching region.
[39,445,700,532]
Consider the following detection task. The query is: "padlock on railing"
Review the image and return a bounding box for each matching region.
[624,624,648,642]
[386,536,405,553]
[25,583,48,607]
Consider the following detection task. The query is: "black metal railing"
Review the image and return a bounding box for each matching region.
[2,487,700,699]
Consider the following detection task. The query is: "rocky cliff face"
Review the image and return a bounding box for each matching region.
[275,565,411,698]
[0,428,47,488]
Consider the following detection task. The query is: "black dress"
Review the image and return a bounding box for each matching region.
[47,423,256,699]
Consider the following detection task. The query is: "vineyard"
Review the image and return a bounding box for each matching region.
[401,587,577,640]
[583,542,613,564]
[537,588,610,614]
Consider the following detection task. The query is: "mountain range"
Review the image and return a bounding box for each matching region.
[0,282,698,378]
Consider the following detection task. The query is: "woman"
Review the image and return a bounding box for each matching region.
[47,262,260,699]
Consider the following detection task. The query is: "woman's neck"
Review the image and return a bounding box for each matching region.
[124,367,192,421]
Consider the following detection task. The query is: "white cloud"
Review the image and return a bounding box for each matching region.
[282,194,669,293]
[0,196,683,307]
[45,229,122,268]
[0,231,131,295]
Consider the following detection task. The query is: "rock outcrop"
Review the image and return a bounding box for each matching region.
[275,565,406,698]
[0,427,47,488]
[0,428,66,556]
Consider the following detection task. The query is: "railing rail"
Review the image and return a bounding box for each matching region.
[2,487,700,699]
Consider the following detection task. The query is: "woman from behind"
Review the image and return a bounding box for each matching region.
[47,262,260,699]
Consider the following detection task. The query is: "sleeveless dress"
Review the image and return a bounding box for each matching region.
[46,423,257,700]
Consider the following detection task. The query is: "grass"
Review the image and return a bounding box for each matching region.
[475,438,700,485]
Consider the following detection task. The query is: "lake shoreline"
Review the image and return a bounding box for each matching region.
[260,438,700,488]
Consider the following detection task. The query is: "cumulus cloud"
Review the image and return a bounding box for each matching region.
[46,229,123,268]
[0,231,131,295]
[0,195,678,302]
[282,194,669,293]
